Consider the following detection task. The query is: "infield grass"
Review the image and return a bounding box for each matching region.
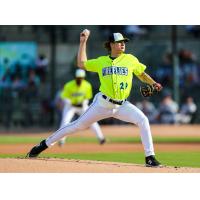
[1,135,200,144]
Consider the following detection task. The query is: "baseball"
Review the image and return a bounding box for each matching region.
[82,29,90,36]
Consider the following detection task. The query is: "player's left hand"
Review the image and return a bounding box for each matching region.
[152,82,163,92]
[140,83,163,98]
[140,85,154,97]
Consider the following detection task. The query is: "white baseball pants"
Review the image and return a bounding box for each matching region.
[46,92,155,156]
[59,104,105,143]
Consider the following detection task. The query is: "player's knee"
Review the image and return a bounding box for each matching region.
[138,115,149,127]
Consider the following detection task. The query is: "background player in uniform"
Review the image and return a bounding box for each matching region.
[58,69,105,146]
[27,29,163,167]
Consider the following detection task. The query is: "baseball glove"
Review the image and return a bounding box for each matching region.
[140,84,154,97]
[140,83,162,97]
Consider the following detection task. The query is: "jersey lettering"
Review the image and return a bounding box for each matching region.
[102,66,128,76]
[71,92,85,97]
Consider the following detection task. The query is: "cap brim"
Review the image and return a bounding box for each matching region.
[104,38,130,43]
[115,38,129,42]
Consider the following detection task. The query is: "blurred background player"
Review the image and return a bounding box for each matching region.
[177,96,197,124]
[158,92,179,124]
[58,69,106,146]
[136,99,159,124]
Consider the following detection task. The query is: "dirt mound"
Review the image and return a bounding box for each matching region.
[1,158,200,173]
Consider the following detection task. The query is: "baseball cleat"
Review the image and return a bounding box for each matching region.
[58,140,65,147]
[99,138,106,145]
[26,140,48,158]
[145,155,162,167]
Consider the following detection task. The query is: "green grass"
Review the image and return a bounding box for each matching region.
[1,135,200,144]
[1,135,200,168]
[1,152,200,168]
[0,136,43,144]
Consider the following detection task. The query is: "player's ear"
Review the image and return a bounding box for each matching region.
[110,42,115,49]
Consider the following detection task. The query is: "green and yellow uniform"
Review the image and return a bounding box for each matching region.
[84,53,146,100]
[39,33,159,165]
[60,80,92,105]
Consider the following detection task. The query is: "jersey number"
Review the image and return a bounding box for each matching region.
[120,82,128,90]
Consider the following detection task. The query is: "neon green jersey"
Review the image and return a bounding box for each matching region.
[60,79,92,105]
[84,53,146,100]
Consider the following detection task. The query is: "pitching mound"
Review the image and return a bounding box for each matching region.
[1,158,200,173]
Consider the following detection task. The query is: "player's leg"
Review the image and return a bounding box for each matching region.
[58,106,75,146]
[90,122,106,144]
[80,104,106,144]
[113,101,154,156]
[26,93,112,157]
[46,96,111,146]
[60,106,75,128]
[113,101,161,167]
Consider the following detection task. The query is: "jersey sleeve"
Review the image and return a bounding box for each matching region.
[84,59,99,72]
[133,62,146,76]
[130,55,146,76]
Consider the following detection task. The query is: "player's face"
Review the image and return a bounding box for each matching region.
[111,41,126,53]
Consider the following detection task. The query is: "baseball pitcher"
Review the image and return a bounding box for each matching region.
[27,29,163,167]
[58,69,105,146]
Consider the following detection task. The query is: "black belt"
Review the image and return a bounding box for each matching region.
[102,95,126,105]
[72,103,82,107]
